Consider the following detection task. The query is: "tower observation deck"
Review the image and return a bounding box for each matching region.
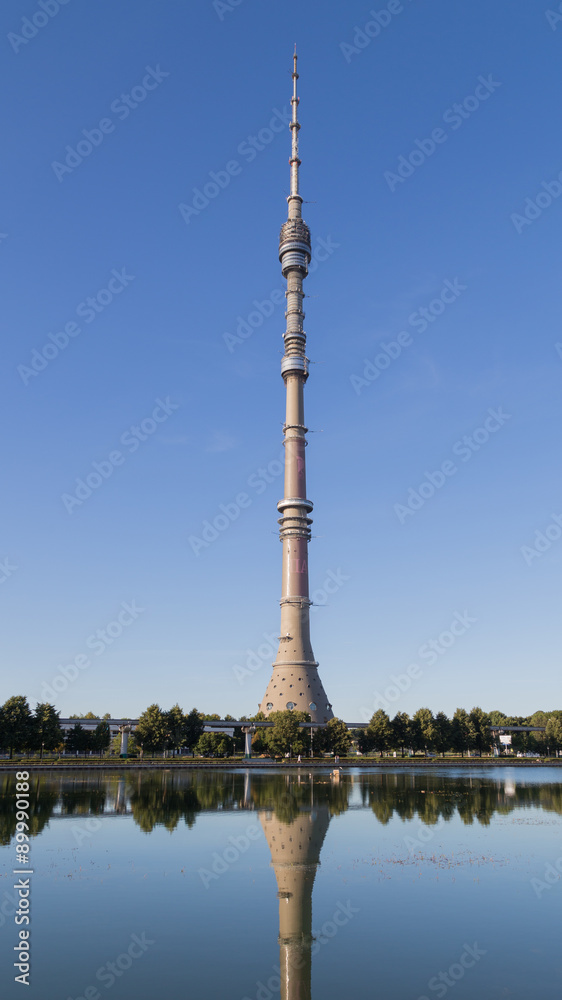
[258,52,333,725]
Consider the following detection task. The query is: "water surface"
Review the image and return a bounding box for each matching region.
[0,767,561,999]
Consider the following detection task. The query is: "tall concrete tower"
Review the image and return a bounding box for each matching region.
[259,52,333,724]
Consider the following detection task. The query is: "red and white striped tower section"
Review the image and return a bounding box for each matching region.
[259,52,333,724]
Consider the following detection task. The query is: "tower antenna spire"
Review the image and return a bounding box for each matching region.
[289,47,301,216]
[259,52,333,725]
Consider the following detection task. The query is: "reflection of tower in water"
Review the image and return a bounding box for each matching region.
[259,803,331,1000]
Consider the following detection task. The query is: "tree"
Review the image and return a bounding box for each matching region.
[546,716,562,755]
[390,712,411,756]
[251,732,269,755]
[264,711,309,757]
[528,711,549,754]
[315,718,352,756]
[451,708,470,757]
[1,696,33,758]
[355,728,375,754]
[511,730,530,754]
[183,709,204,755]
[30,703,64,757]
[411,708,436,755]
[468,707,491,755]
[488,709,509,726]
[195,732,233,757]
[91,721,111,757]
[433,712,452,756]
[165,704,185,753]
[135,704,168,754]
[65,723,91,754]
[367,709,392,757]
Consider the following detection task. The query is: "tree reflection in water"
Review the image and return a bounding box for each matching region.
[2,769,562,842]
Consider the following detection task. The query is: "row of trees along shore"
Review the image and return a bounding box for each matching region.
[0,698,206,758]
[359,707,562,757]
[1,696,562,758]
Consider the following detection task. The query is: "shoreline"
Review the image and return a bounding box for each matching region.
[0,757,561,771]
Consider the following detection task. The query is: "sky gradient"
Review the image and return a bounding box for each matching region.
[2,0,561,721]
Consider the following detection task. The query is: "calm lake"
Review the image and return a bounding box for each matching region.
[0,767,561,999]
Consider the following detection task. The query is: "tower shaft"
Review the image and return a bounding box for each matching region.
[259,53,333,724]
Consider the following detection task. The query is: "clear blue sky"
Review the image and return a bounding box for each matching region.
[2,0,560,721]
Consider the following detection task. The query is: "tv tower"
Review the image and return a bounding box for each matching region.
[259,51,333,724]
